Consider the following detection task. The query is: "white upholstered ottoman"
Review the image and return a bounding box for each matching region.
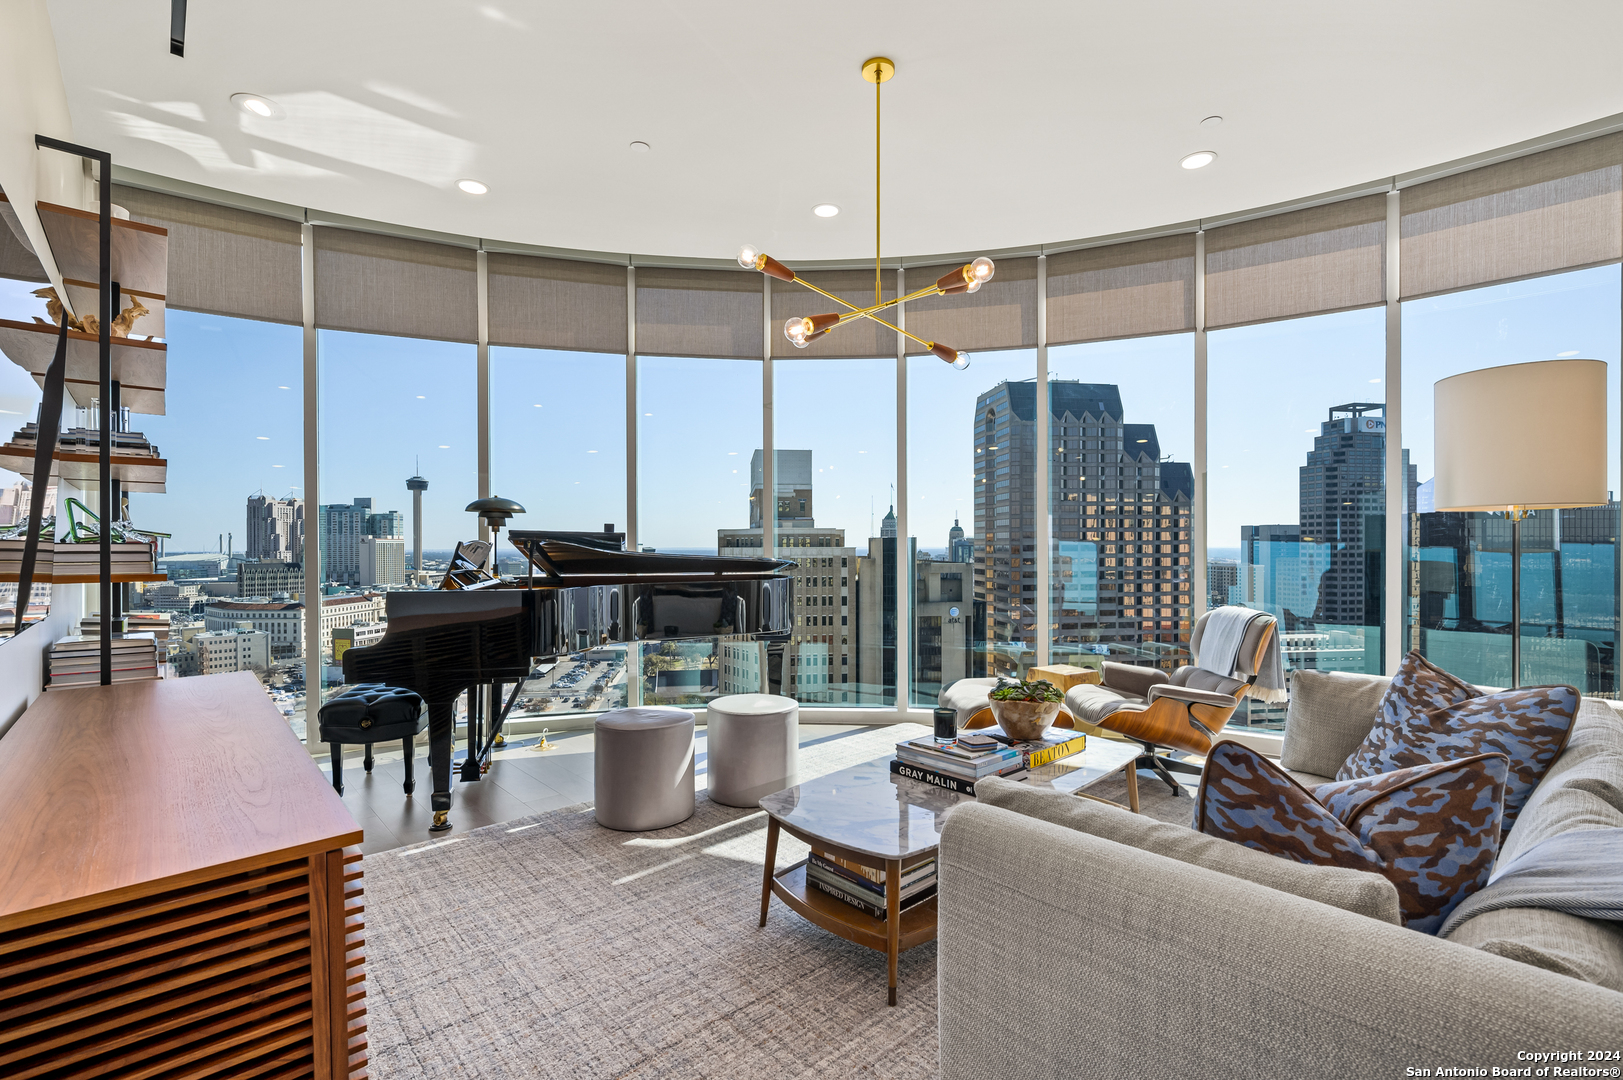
[704,693,799,807]
[594,706,697,831]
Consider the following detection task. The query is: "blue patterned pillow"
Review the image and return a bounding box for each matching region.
[1198,740,1508,933]
[1338,651,1577,831]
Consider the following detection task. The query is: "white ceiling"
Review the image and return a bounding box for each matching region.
[43,0,1623,263]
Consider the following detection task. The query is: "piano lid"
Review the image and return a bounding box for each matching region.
[507,531,792,588]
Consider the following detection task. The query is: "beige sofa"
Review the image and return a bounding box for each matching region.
[936,671,1623,1079]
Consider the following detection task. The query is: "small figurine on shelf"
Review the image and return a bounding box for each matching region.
[30,287,152,338]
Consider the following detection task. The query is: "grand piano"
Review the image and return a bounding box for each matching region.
[341,529,794,831]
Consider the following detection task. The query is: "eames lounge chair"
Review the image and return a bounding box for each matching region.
[1063,608,1278,794]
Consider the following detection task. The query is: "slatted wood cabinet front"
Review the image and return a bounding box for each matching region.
[0,672,367,1079]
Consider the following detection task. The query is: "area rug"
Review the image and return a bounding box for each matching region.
[361,725,1196,1078]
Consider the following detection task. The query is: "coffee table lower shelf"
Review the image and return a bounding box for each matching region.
[764,856,937,1006]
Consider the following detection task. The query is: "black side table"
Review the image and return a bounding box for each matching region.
[318,683,426,796]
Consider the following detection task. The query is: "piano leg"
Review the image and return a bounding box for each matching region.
[401,736,416,796]
[460,684,484,783]
[428,700,456,831]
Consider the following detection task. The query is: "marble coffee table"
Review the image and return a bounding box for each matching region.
[756,735,1144,1005]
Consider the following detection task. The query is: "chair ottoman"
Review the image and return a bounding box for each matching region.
[705,693,798,807]
[318,683,426,796]
[594,707,697,831]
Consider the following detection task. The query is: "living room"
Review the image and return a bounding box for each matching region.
[0,2,1620,1077]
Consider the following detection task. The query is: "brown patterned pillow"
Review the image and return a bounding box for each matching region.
[1198,740,1508,933]
[1338,651,1577,832]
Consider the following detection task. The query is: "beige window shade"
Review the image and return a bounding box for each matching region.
[1401,133,1623,300]
[487,253,626,353]
[771,269,896,358]
[1046,234,1195,345]
[0,198,47,283]
[903,255,1037,354]
[313,226,477,342]
[1205,195,1386,329]
[634,267,762,359]
[112,185,302,324]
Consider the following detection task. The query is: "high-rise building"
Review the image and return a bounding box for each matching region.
[1299,403,1416,628]
[238,559,304,601]
[245,494,303,561]
[0,479,54,527]
[360,536,407,586]
[319,497,405,585]
[948,517,974,564]
[748,449,815,529]
[406,472,429,571]
[1207,560,1239,609]
[975,380,1194,675]
[910,545,977,703]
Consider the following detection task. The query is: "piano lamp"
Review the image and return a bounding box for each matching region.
[465,497,526,572]
[736,57,985,370]
[1433,359,1607,688]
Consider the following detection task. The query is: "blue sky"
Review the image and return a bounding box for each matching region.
[2,264,1616,557]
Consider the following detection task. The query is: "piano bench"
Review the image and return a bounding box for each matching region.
[318,683,427,797]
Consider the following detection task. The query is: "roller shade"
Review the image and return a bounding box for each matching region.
[771,269,896,358]
[1046,234,1195,345]
[634,267,762,359]
[903,255,1037,355]
[1401,133,1623,300]
[313,226,477,342]
[113,185,302,324]
[1205,195,1386,329]
[0,196,47,282]
[487,253,626,353]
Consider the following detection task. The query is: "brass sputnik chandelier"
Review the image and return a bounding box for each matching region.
[737,57,991,369]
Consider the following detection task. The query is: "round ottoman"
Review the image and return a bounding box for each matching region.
[705,693,799,807]
[594,707,697,831]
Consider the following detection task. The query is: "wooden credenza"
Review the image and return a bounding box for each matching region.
[0,672,366,1079]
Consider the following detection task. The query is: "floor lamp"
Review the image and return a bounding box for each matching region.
[1434,359,1608,688]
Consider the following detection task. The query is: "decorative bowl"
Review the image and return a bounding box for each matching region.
[988,699,1061,741]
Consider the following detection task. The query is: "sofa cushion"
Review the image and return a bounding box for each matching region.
[1280,669,1388,778]
[1339,651,1577,832]
[1198,740,1508,933]
[975,775,1400,923]
[1498,699,1623,866]
[1444,905,1623,992]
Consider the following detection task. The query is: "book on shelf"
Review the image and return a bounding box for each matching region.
[966,726,1090,770]
[805,874,937,921]
[806,850,935,899]
[890,757,1028,795]
[895,737,1022,778]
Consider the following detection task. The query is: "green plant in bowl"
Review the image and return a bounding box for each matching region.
[987,677,1064,739]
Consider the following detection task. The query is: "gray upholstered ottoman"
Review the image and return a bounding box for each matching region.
[705,693,798,807]
[594,706,697,831]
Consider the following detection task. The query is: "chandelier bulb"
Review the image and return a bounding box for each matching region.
[970,256,995,282]
[784,317,811,347]
[952,351,971,370]
[737,244,762,270]
[965,280,982,294]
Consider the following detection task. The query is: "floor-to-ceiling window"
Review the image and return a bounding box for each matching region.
[0,279,52,630]
[1210,306,1388,728]
[491,345,628,717]
[775,356,896,707]
[907,349,1034,704]
[1402,265,1622,692]
[1049,334,1195,674]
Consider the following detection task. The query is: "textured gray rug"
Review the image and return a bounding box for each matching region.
[361,726,1196,1078]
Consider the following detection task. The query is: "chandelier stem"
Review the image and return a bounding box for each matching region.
[875,69,881,306]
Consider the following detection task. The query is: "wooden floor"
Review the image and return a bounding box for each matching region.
[320,724,875,854]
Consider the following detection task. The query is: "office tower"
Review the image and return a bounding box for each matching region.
[1238,524,1323,627]
[976,380,1193,675]
[1207,560,1239,609]
[319,497,405,585]
[360,536,407,587]
[245,494,303,561]
[406,472,429,571]
[948,517,974,564]
[0,478,54,526]
[238,559,304,601]
[880,505,897,538]
[1299,403,1415,629]
[721,449,856,704]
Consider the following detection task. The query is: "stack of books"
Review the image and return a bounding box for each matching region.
[0,537,54,580]
[47,633,159,689]
[54,541,157,577]
[891,727,1090,795]
[805,849,936,920]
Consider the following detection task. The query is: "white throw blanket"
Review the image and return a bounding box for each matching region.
[1200,606,1287,704]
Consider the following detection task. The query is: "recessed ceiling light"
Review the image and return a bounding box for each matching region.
[629,141,650,153]
[1200,115,1223,127]
[1181,151,1217,170]
[457,179,489,195]
[231,93,283,119]
[813,204,840,218]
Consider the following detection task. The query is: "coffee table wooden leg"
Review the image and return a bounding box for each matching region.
[759,817,779,927]
[1125,758,1140,814]
[886,857,900,1006]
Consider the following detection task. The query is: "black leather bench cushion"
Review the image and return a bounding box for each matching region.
[319,683,425,742]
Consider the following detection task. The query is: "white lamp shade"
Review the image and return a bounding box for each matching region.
[1433,359,1607,512]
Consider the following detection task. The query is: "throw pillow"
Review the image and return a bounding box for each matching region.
[1338,651,1577,832]
[1198,740,1509,933]
[1279,669,1390,779]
